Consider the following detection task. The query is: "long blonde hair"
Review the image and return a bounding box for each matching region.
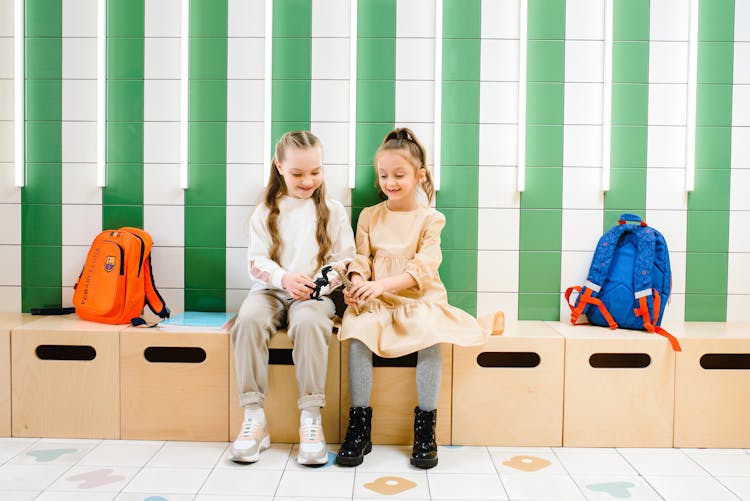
[264,130,331,271]
[375,127,435,203]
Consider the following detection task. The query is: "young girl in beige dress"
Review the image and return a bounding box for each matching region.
[336,128,487,469]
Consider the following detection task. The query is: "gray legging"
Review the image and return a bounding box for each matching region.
[348,339,442,411]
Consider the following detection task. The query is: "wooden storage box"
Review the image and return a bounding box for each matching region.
[11,315,121,439]
[452,321,564,446]
[230,330,340,443]
[1,314,39,436]
[552,321,676,447]
[340,341,453,445]
[672,322,750,448]
[121,326,229,441]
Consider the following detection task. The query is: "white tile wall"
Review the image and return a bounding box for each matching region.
[0,163,20,203]
[324,163,350,207]
[477,250,519,293]
[226,247,253,290]
[647,126,687,168]
[311,122,349,166]
[564,41,604,82]
[737,0,750,42]
[144,0,180,37]
[61,80,97,121]
[732,127,750,168]
[61,245,88,288]
[480,40,519,81]
[160,288,185,315]
[143,163,184,206]
[226,80,264,122]
[0,122,12,162]
[563,125,603,167]
[226,205,252,248]
[226,163,264,206]
[0,286,21,311]
[227,0,265,37]
[311,38,349,80]
[730,169,750,211]
[143,122,180,164]
[62,38,97,79]
[478,166,520,208]
[394,80,434,124]
[226,38,265,80]
[0,244,20,285]
[144,80,181,122]
[62,205,101,246]
[312,0,349,37]
[144,38,181,79]
[481,0,519,39]
[668,250,686,294]
[226,121,264,164]
[727,253,750,294]
[564,83,603,125]
[735,43,750,84]
[646,168,688,210]
[733,86,750,126]
[565,0,604,40]
[478,124,518,166]
[562,167,604,209]
[310,80,349,122]
[62,163,101,204]
[650,0,690,41]
[647,210,688,253]
[0,0,12,35]
[61,122,97,162]
[62,0,97,37]
[477,208,519,250]
[479,81,518,124]
[729,211,750,252]
[726,293,750,322]
[396,0,434,38]
[150,246,185,289]
[144,205,184,247]
[648,84,687,126]
[396,38,435,81]
[0,39,13,79]
[649,42,689,84]
[661,292,685,325]
[561,209,603,251]
[0,80,11,120]
[477,291,517,320]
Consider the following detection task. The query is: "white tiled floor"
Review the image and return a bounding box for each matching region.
[1,438,750,500]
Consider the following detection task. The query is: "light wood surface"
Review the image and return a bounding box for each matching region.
[11,315,121,438]
[229,330,341,443]
[0,314,38,436]
[671,322,750,447]
[452,321,564,446]
[551,321,676,447]
[120,327,229,441]
[339,341,453,445]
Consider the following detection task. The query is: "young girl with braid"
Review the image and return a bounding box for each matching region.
[230,130,355,466]
[336,128,487,469]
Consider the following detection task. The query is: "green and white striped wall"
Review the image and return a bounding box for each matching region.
[1,0,748,323]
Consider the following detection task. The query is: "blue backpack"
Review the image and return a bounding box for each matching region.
[565,213,681,351]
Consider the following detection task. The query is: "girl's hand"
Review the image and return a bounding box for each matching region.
[342,289,359,307]
[349,280,385,301]
[282,272,316,300]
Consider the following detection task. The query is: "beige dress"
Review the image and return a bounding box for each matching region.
[339,202,488,358]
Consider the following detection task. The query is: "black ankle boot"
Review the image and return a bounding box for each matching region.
[336,406,372,466]
[411,406,438,469]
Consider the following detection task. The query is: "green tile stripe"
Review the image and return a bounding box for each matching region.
[22,0,63,311]
[438,0,480,316]
[185,0,227,312]
[603,0,649,231]
[271,0,311,146]
[104,0,144,229]
[518,0,565,320]
[352,0,395,218]
[685,0,734,321]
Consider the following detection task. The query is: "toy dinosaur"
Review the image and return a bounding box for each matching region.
[332,263,360,314]
[308,265,333,301]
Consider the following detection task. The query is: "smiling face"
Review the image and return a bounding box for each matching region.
[376,150,425,211]
[275,145,323,199]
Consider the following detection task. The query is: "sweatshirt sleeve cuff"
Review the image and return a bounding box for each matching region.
[271,269,286,289]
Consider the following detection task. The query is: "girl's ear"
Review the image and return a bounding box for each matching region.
[274,158,283,174]
[418,167,427,182]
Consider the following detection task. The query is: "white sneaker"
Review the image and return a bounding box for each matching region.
[297,417,328,465]
[229,418,270,463]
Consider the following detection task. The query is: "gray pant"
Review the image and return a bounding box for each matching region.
[231,289,335,410]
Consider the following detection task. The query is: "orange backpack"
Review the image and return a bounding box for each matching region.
[72,227,170,325]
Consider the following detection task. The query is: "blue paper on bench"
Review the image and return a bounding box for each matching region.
[160,311,236,328]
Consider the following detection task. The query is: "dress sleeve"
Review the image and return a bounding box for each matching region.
[405,210,445,291]
[247,205,286,290]
[347,208,373,281]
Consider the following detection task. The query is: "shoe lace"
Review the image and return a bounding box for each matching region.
[240,418,262,438]
[301,418,322,441]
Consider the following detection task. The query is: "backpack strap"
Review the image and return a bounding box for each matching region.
[634,289,682,351]
[143,255,170,319]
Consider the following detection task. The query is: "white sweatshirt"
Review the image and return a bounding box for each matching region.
[246,195,355,293]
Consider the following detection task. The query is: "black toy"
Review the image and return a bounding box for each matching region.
[308,265,333,300]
